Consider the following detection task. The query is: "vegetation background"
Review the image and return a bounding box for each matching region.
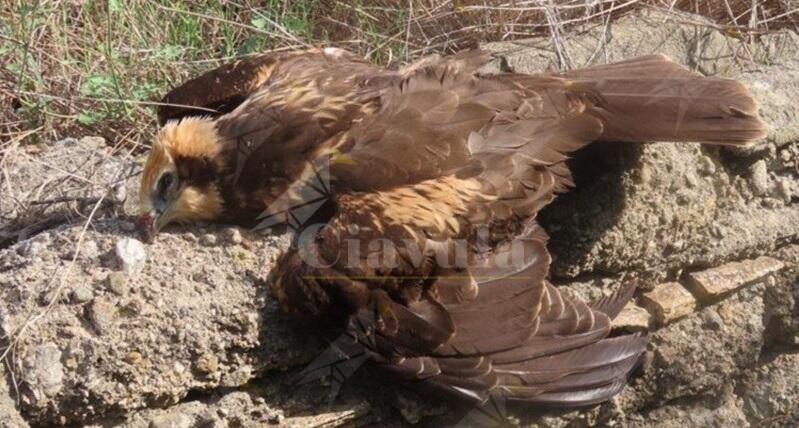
[1,1,796,153]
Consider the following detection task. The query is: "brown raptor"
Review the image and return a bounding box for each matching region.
[137,48,766,406]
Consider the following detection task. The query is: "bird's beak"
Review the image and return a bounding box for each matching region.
[136,211,158,243]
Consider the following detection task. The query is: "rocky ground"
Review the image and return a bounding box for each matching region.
[0,9,797,428]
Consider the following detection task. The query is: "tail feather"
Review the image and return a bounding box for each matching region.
[589,281,638,320]
[561,55,767,145]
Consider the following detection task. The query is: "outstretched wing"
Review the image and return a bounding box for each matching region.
[156,48,377,125]
[157,50,299,125]
[272,218,645,406]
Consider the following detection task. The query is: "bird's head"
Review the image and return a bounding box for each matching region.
[137,117,225,241]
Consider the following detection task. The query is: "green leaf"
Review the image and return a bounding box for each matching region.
[131,81,159,100]
[77,110,105,125]
[5,62,20,74]
[237,37,265,56]
[155,44,181,59]
[251,16,268,30]
[81,74,115,97]
[284,17,309,35]
[108,0,121,13]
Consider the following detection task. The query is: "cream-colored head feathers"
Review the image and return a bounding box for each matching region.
[139,117,225,228]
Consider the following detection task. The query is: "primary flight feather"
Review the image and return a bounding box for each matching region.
[138,48,765,406]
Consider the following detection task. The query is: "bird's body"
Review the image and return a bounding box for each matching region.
[139,48,766,407]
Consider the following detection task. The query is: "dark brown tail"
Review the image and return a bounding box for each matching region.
[562,55,767,145]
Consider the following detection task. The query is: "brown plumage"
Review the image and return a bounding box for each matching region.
[138,48,766,407]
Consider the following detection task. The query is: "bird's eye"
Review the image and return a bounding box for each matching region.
[157,172,175,195]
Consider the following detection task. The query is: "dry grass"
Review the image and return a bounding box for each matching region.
[0,0,796,151]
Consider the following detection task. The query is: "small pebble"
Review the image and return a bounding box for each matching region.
[749,160,769,196]
[70,285,94,303]
[115,238,147,273]
[109,182,127,205]
[698,155,716,175]
[80,240,100,259]
[636,164,652,184]
[267,411,284,424]
[225,228,243,245]
[148,414,191,428]
[702,309,725,331]
[776,178,792,203]
[684,171,698,188]
[89,298,117,335]
[106,272,128,296]
[201,234,218,246]
[194,353,219,374]
[125,351,143,366]
[25,343,64,398]
[676,189,693,206]
[79,136,106,148]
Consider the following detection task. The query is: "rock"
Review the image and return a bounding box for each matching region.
[267,410,284,424]
[194,353,219,375]
[611,302,652,330]
[639,282,697,326]
[285,401,372,427]
[0,221,308,426]
[106,271,128,295]
[81,240,100,259]
[225,228,243,245]
[749,160,769,196]
[22,343,64,401]
[698,155,716,175]
[201,234,218,246]
[626,386,748,427]
[776,177,793,203]
[1,136,136,247]
[115,238,147,273]
[686,256,785,302]
[110,182,128,205]
[105,390,334,428]
[741,353,799,424]
[70,284,94,303]
[89,297,117,335]
[79,136,106,148]
[762,244,799,349]
[701,309,725,332]
[643,284,765,404]
[148,413,192,428]
[125,351,143,366]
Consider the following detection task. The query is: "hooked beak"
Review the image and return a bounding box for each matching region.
[136,211,158,243]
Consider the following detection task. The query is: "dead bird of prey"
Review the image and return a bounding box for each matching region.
[137,48,766,406]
